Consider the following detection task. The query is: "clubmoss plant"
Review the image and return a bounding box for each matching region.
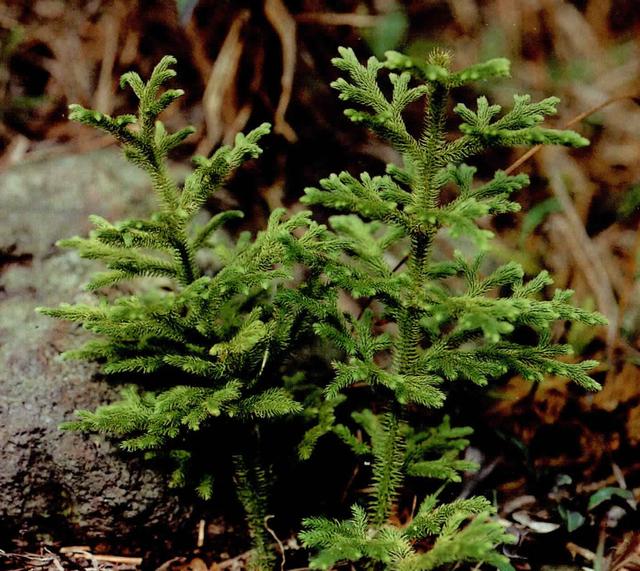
[297,47,606,570]
[37,56,329,569]
[39,49,606,571]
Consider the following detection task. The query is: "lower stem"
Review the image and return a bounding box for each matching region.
[370,408,404,529]
[370,224,434,534]
[232,452,274,571]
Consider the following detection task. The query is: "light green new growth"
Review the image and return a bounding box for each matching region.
[299,47,605,570]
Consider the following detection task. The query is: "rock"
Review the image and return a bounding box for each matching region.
[0,150,193,550]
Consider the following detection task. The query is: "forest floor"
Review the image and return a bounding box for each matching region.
[1,1,640,570]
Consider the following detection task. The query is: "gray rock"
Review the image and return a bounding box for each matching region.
[0,150,192,548]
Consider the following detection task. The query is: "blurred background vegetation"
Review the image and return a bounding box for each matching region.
[1,0,640,567]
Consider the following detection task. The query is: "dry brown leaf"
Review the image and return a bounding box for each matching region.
[626,405,640,446]
[608,532,640,571]
[503,494,537,515]
[295,12,380,27]
[155,556,186,571]
[532,378,570,424]
[566,541,596,562]
[177,557,208,571]
[585,0,613,41]
[490,376,569,425]
[488,376,532,415]
[447,0,479,32]
[594,361,640,412]
[200,10,249,153]
[264,0,297,142]
[548,1,602,64]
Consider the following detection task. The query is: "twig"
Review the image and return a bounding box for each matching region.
[504,94,637,175]
[90,554,143,565]
[264,0,298,142]
[408,494,418,521]
[60,546,91,553]
[295,12,381,27]
[567,541,597,562]
[64,548,143,566]
[216,550,252,569]
[264,515,286,571]
[457,456,501,500]
[340,460,361,503]
[43,549,65,571]
[197,518,206,548]
[595,522,607,571]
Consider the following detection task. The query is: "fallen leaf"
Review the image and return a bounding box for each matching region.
[593,362,640,412]
[558,506,586,532]
[512,511,561,533]
[176,558,208,571]
[588,487,634,510]
[627,405,640,446]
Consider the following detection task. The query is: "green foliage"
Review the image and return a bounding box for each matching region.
[301,498,514,571]
[40,49,606,570]
[38,56,327,569]
[299,46,604,569]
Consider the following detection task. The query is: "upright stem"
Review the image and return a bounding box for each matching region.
[398,231,435,373]
[150,162,200,286]
[232,452,274,571]
[420,82,448,209]
[372,78,449,532]
[370,411,403,529]
[396,82,448,376]
[135,135,201,286]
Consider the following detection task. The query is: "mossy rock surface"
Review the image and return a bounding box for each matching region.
[0,150,192,549]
